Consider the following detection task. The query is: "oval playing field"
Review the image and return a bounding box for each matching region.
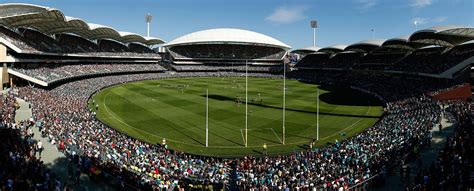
[90,77,383,157]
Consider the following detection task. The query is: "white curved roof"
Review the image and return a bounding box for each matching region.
[165,28,291,49]
[385,35,410,42]
[414,25,466,33]
[0,3,165,45]
[348,39,386,47]
[291,46,321,54]
[296,46,320,51]
[319,44,348,51]
[409,25,474,46]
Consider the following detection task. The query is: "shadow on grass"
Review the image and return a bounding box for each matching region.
[201,94,380,119]
[318,87,382,107]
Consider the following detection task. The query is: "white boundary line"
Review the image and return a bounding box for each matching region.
[271,128,283,143]
[240,129,246,146]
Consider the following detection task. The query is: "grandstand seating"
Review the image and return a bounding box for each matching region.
[169,44,286,60]
[0,26,39,52]
[19,28,64,53]
[1,9,472,189]
[294,53,330,68]
[390,46,446,73]
[98,39,128,53]
[296,51,363,69]
[128,43,154,53]
[55,33,99,53]
[0,25,159,58]
[170,64,282,73]
[354,47,409,70]
[10,63,166,83]
[389,44,474,74]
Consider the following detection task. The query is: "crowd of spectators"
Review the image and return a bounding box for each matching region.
[20,28,64,53]
[11,72,283,190]
[389,44,474,74]
[169,44,286,60]
[295,52,364,69]
[0,26,39,53]
[294,53,330,68]
[171,64,283,73]
[1,69,471,190]
[0,26,159,58]
[1,91,70,190]
[295,43,473,74]
[55,33,99,53]
[411,101,473,190]
[11,63,166,83]
[354,48,408,70]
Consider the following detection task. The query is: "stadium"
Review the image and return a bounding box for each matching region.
[0,2,473,191]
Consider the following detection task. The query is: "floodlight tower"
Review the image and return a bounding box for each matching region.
[310,20,318,47]
[145,13,153,37]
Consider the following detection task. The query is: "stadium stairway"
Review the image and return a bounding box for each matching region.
[371,105,455,190]
[14,97,114,191]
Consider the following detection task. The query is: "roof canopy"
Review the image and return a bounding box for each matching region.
[164,28,291,49]
[318,44,347,54]
[0,3,164,45]
[319,26,473,52]
[344,39,385,52]
[408,25,474,47]
[291,46,320,54]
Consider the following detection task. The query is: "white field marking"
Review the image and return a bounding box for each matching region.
[102,91,195,145]
[100,89,375,148]
[240,129,246,146]
[271,128,283,143]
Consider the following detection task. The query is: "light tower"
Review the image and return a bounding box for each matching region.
[310,20,318,47]
[145,13,152,37]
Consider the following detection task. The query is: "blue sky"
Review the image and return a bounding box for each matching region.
[3,0,473,48]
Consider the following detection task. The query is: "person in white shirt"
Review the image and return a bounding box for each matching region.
[37,141,43,157]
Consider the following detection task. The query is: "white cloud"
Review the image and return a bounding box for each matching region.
[412,17,429,25]
[411,16,447,26]
[411,0,433,8]
[265,6,308,24]
[356,0,377,11]
[433,16,447,22]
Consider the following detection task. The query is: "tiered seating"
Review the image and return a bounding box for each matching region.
[436,43,474,72]
[171,64,282,73]
[328,51,364,68]
[0,26,160,58]
[169,44,286,60]
[19,28,64,52]
[390,46,446,73]
[354,48,408,70]
[0,26,38,52]
[295,53,330,68]
[128,43,154,53]
[98,39,128,52]
[11,63,166,83]
[56,33,99,53]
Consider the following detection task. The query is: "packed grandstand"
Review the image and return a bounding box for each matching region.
[0,3,473,191]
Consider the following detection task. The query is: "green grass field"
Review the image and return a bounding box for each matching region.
[89,77,383,157]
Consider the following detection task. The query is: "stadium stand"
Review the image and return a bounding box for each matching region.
[410,101,472,190]
[55,33,99,53]
[294,52,330,68]
[10,63,166,84]
[0,26,39,52]
[354,47,409,70]
[2,71,471,190]
[0,3,472,190]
